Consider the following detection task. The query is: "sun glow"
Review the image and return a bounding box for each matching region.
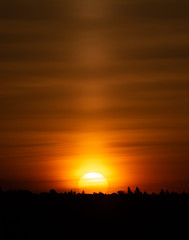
[79,172,108,193]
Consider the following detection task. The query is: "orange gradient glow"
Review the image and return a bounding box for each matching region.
[1,0,189,195]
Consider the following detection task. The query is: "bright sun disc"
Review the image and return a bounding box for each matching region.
[79,172,108,193]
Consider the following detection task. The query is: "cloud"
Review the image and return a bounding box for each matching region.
[0,0,65,21]
[111,0,189,21]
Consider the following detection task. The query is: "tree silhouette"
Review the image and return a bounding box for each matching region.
[134,186,142,196]
[127,187,133,195]
[0,186,188,239]
[160,189,165,196]
[118,190,124,195]
[50,189,57,195]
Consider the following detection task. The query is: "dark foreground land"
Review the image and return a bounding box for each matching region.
[0,188,189,239]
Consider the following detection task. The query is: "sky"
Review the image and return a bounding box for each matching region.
[0,0,189,193]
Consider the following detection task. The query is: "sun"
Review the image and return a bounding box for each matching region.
[78,172,108,193]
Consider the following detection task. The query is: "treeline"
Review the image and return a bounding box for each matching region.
[1,186,187,196]
[0,186,189,239]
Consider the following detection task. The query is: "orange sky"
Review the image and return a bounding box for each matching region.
[0,0,189,193]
